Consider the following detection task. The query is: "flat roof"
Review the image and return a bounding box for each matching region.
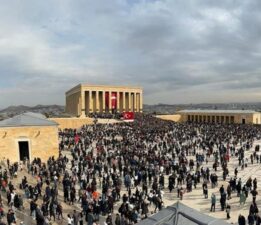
[81,84,142,89]
[66,84,143,95]
[179,109,259,114]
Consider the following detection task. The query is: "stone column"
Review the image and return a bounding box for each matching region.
[126,92,129,112]
[123,92,126,112]
[139,91,143,112]
[102,91,106,112]
[96,91,100,113]
[80,91,86,117]
[134,93,137,112]
[131,93,134,112]
[136,93,140,112]
[89,91,93,113]
[128,92,132,112]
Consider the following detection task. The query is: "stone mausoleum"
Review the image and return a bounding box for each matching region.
[0,112,59,163]
[66,84,143,117]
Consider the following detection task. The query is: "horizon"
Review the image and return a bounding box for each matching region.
[0,1,261,108]
[1,100,261,111]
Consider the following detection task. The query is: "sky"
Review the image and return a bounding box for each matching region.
[0,0,261,108]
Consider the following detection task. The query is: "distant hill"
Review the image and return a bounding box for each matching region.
[0,102,260,120]
[143,102,261,114]
[0,105,65,119]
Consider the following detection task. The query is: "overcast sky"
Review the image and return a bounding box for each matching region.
[0,0,261,108]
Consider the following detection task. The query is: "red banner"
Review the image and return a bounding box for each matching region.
[123,112,134,120]
[105,92,117,109]
[111,92,117,109]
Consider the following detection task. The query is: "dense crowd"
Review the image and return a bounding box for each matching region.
[88,113,122,120]
[0,113,261,225]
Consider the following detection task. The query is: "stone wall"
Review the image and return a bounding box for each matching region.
[253,113,261,124]
[65,91,81,116]
[0,126,59,163]
[156,114,182,122]
[49,117,94,130]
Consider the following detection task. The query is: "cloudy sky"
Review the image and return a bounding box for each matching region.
[0,0,261,108]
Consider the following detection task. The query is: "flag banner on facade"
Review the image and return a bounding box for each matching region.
[105,92,117,109]
[122,112,134,121]
[111,92,117,109]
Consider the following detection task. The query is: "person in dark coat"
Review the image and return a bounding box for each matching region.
[36,207,45,225]
[6,209,16,225]
[248,213,255,225]
[256,213,261,225]
[238,214,246,225]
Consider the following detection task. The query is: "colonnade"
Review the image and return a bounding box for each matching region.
[186,114,235,123]
[65,85,143,117]
[81,90,143,116]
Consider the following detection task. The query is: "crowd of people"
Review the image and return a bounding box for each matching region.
[88,113,122,120]
[0,113,260,225]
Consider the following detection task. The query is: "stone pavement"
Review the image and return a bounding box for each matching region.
[54,139,261,225]
[0,161,79,225]
[166,139,261,224]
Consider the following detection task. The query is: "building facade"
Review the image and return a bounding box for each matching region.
[178,109,261,124]
[0,112,59,163]
[66,84,143,117]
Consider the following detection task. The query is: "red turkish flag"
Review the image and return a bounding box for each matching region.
[123,112,134,120]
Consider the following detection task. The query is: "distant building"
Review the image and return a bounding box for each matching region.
[178,109,261,124]
[0,112,59,163]
[65,84,143,117]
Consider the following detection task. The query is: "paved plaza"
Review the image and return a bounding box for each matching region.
[0,120,261,225]
[62,137,261,225]
[167,139,261,224]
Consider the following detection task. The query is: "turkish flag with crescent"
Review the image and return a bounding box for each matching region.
[123,112,134,120]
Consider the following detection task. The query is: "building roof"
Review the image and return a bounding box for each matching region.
[66,84,143,95]
[137,202,230,225]
[0,112,58,128]
[179,109,258,114]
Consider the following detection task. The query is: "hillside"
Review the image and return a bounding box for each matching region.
[0,105,65,120]
[0,102,260,121]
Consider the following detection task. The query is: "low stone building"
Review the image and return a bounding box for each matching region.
[178,109,261,124]
[0,112,59,163]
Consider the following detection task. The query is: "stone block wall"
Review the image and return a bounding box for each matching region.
[49,117,94,130]
[0,126,59,163]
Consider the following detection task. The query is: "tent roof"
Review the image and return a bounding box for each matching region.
[137,202,231,225]
[0,112,58,127]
